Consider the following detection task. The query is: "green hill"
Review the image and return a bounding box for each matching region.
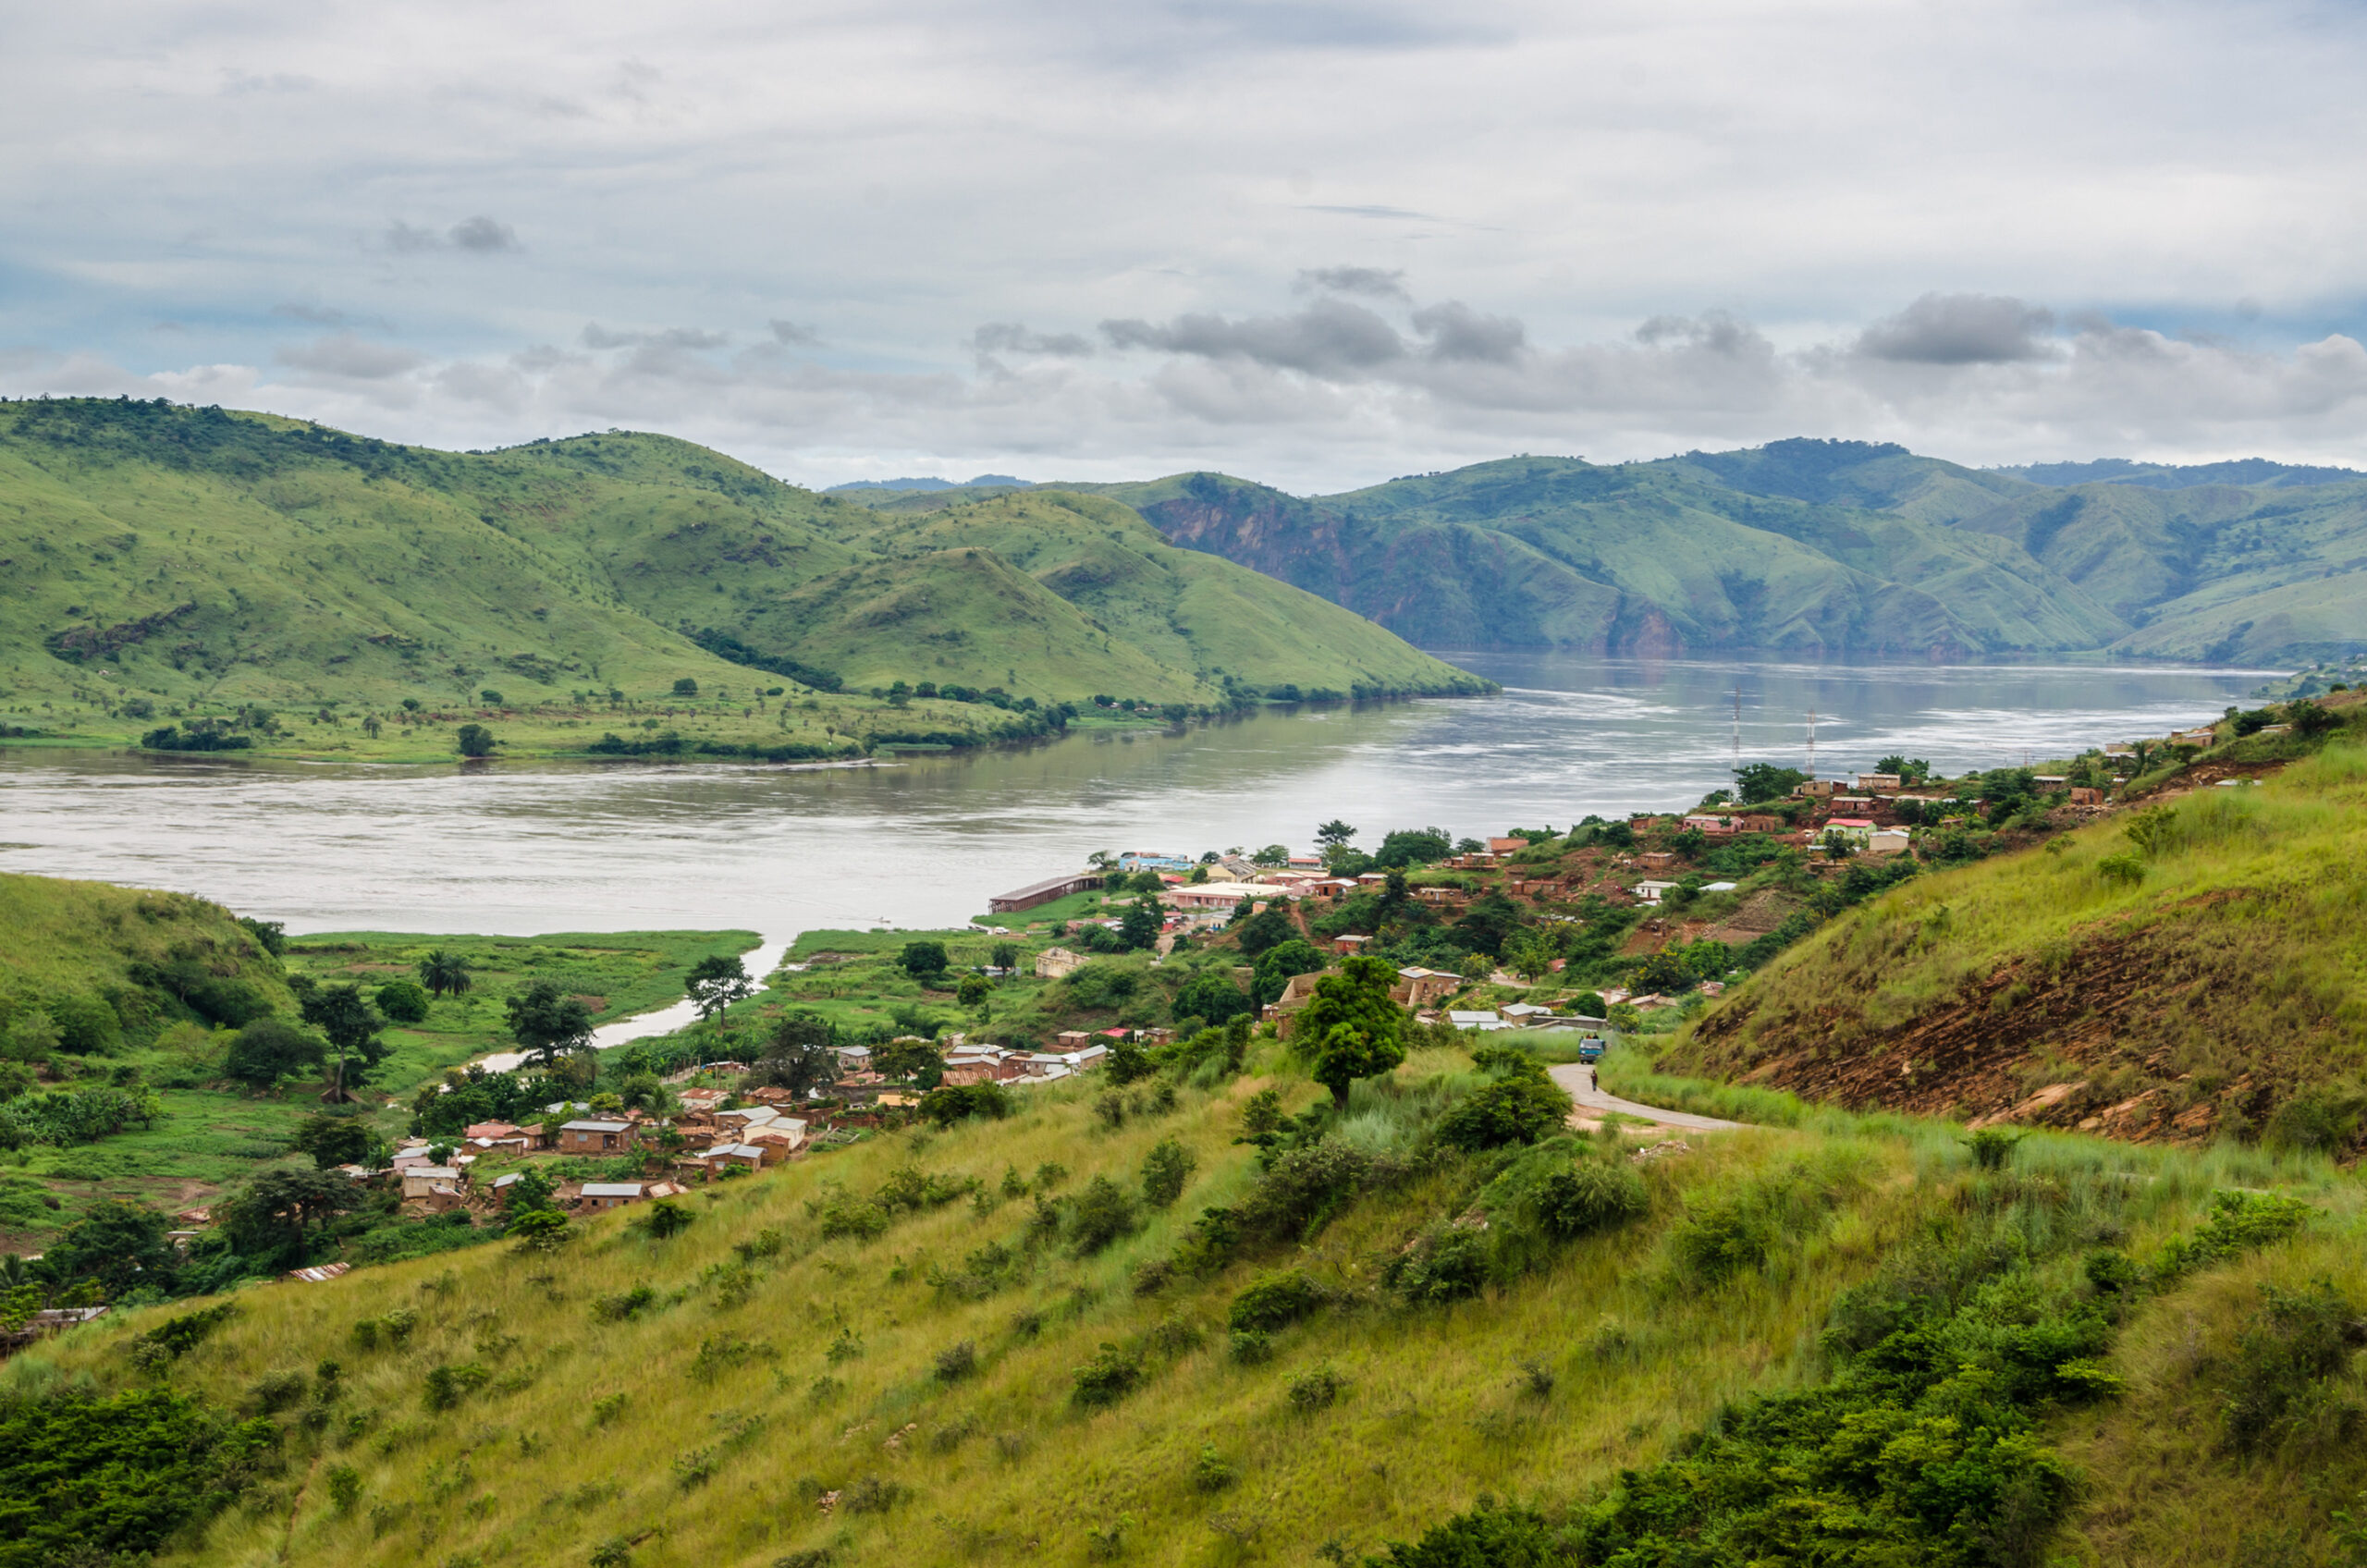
[0,399,1484,755]
[10,1035,2365,1568]
[850,440,2367,665]
[1657,719,2367,1153]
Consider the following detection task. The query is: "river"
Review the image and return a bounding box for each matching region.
[0,654,2278,947]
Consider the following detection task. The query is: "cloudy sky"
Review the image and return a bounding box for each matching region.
[6,0,2367,491]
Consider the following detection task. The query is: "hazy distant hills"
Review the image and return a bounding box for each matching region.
[854,440,2367,664]
[0,400,1484,713]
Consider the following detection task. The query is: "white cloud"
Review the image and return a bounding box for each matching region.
[3,1,2367,487]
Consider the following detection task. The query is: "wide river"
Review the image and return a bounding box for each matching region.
[0,654,2278,941]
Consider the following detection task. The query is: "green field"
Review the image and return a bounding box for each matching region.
[0,398,1486,762]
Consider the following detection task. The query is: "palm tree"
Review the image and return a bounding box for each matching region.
[418,949,473,999]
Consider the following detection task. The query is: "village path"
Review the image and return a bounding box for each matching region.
[1547,1061,1749,1133]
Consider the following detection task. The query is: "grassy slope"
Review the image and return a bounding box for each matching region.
[1661,729,2367,1148]
[0,875,755,1246]
[0,401,1481,750]
[17,1049,2363,1568]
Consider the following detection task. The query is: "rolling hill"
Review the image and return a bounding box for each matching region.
[855,441,2367,665]
[0,399,1486,741]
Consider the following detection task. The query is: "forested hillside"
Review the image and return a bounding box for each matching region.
[862,441,2367,665]
[0,399,1484,754]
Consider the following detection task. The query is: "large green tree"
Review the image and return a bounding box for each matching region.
[505,979,595,1068]
[686,953,754,1026]
[1294,956,1407,1108]
[751,1011,839,1096]
[299,983,387,1100]
[220,1167,358,1267]
[221,1017,325,1089]
[289,1113,380,1170]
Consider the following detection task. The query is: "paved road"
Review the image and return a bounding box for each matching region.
[1548,1061,1749,1133]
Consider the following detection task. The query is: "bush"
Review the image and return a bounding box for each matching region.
[592,1284,657,1323]
[1229,1329,1273,1364]
[1434,1074,1575,1152]
[1286,1364,1343,1412]
[1193,1446,1237,1492]
[2096,851,2145,887]
[934,1341,978,1382]
[423,1363,490,1411]
[920,1083,1012,1126]
[637,1199,694,1239]
[1140,1137,1197,1208]
[1228,1271,1328,1333]
[2223,1279,2363,1454]
[1534,1161,1649,1238]
[1067,1175,1141,1256]
[1233,1137,1372,1243]
[375,979,431,1023]
[1387,1223,1493,1304]
[1071,1342,1143,1407]
[454,723,496,758]
[842,1476,908,1514]
[1962,1127,2022,1170]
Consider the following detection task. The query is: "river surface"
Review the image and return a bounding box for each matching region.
[0,654,2278,944]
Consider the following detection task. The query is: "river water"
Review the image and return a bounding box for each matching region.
[0,654,2277,944]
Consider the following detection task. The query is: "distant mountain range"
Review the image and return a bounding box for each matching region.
[848,441,2367,664]
[826,474,1027,493]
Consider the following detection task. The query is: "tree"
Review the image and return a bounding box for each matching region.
[672,677,700,697]
[1118,898,1162,950]
[1504,929,1558,985]
[874,1035,944,1085]
[989,941,1019,970]
[1373,827,1452,868]
[1874,754,1932,784]
[506,980,595,1068]
[1310,1022,1404,1111]
[375,978,431,1023]
[300,984,388,1099]
[418,949,473,998]
[1174,970,1253,1027]
[751,1011,838,1096]
[1253,939,1325,1005]
[221,1167,357,1265]
[900,940,950,983]
[1231,904,1297,959]
[957,973,991,1007]
[222,1017,325,1089]
[289,1113,378,1170]
[237,917,287,957]
[32,1201,178,1300]
[1315,820,1357,851]
[1250,844,1291,867]
[1733,763,1809,804]
[1435,1063,1574,1151]
[1140,1137,1197,1208]
[686,953,754,1026]
[1128,870,1165,895]
[1295,956,1406,1108]
[454,723,496,758]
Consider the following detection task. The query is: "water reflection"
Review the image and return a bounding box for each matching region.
[0,655,2275,939]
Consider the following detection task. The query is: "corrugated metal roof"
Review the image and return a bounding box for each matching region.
[582,1182,644,1197]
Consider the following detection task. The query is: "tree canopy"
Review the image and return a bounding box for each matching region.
[298,983,387,1098]
[221,1016,324,1089]
[505,979,595,1066]
[417,949,473,998]
[1294,956,1407,1108]
[686,953,754,1023]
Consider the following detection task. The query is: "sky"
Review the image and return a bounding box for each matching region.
[6,0,2367,493]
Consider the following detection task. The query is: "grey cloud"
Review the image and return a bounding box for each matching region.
[974,322,1095,357]
[1299,203,1436,221]
[769,320,823,347]
[1857,292,2057,364]
[274,302,390,330]
[582,324,728,350]
[1102,297,1406,375]
[449,215,520,253]
[273,334,423,380]
[1411,301,1525,363]
[383,216,521,255]
[1296,265,1409,300]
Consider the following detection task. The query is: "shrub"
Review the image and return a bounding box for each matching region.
[1434,1074,1575,1152]
[2095,851,2145,887]
[454,723,496,758]
[1071,1342,1143,1407]
[1140,1137,1197,1208]
[1094,1092,1127,1131]
[375,979,432,1023]
[509,1208,570,1253]
[1962,1127,2022,1170]
[1067,1175,1141,1256]
[842,1476,908,1514]
[934,1341,978,1382]
[921,1083,1012,1126]
[674,1447,717,1488]
[636,1199,694,1239]
[1193,1446,1237,1493]
[2223,1279,2364,1454]
[1286,1364,1343,1412]
[423,1363,490,1411]
[1229,1329,1273,1365]
[1534,1161,1648,1238]
[1233,1137,1371,1243]
[592,1284,657,1323]
[1387,1223,1493,1304]
[1227,1271,1327,1333]
[814,1194,891,1241]
[325,1464,362,1513]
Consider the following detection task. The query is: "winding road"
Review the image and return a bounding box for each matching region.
[1548,1060,1749,1133]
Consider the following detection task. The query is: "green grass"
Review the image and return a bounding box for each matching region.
[17,1040,2363,1568]
[0,398,1482,759]
[1662,734,2367,1145]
